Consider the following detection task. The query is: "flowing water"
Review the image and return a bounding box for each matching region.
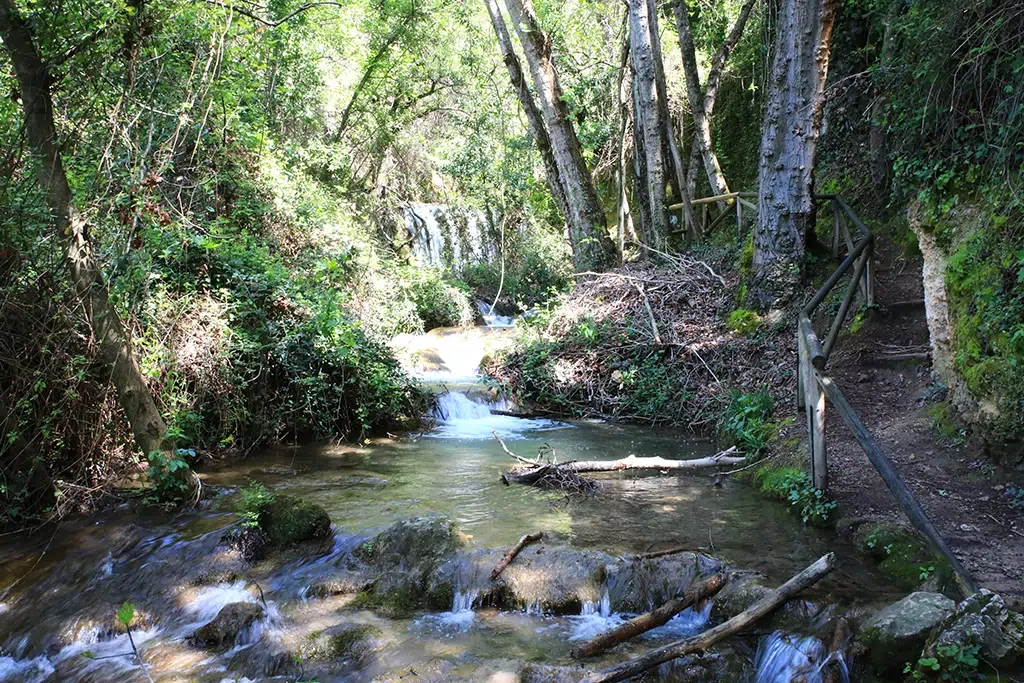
[0,321,901,682]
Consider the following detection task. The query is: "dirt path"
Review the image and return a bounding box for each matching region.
[820,243,1024,607]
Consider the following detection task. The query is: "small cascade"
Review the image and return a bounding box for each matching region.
[432,392,493,421]
[571,588,624,642]
[475,299,516,328]
[754,631,838,683]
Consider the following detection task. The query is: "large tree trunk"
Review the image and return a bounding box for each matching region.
[0,1,185,476]
[504,0,616,271]
[674,0,731,201]
[683,0,757,198]
[484,0,572,226]
[627,0,668,252]
[752,0,838,307]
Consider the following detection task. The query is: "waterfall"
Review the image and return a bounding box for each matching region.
[753,631,849,683]
[404,203,493,273]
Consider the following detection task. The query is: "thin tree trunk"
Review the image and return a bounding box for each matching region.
[628,0,667,252]
[0,1,185,475]
[615,21,637,261]
[484,0,571,228]
[674,0,730,200]
[752,0,838,307]
[504,0,616,271]
[684,0,758,198]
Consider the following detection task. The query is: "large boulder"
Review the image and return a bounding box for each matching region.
[925,589,1024,668]
[354,516,464,613]
[611,552,723,613]
[187,601,264,651]
[861,592,956,673]
[259,495,332,547]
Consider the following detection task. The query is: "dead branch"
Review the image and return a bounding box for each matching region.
[578,553,836,683]
[492,429,542,466]
[490,531,543,580]
[571,572,727,659]
[534,447,742,474]
[632,546,690,561]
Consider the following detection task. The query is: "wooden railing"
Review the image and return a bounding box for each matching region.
[798,195,977,597]
[678,191,977,596]
[667,191,756,239]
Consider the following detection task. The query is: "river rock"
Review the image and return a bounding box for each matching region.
[357,515,464,608]
[302,623,383,661]
[259,495,332,547]
[228,631,297,677]
[187,601,264,651]
[860,591,956,673]
[710,571,772,623]
[611,552,723,612]
[925,589,1024,668]
[520,663,587,682]
[305,570,376,599]
[497,545,613,613]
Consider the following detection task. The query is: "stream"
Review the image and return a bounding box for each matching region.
[0,321,904,682]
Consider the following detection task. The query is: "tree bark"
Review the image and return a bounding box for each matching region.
[484,0,572,228]
[627,0,667,252]
[504,0,616,271]
[0,0,185,475]
[615,15,637,260]
[578,553,837,683]
[571,572,727,658]
[752,0,838,307]
[504,447,743,486]
[674,0,731,200]
[683,0,757,198]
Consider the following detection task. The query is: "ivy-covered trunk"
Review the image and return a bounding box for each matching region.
[0,0,188,481]
[503,0,616,271]
[752,0,838,307]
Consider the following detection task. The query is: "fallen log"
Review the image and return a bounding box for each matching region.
[577,552,836,683]
[491,532,543,580]
[503,447,743,483]
[571,572,727,659]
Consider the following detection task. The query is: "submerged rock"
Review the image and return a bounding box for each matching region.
[302,623,383,661]
[228,632,297,677]
[861,591,955,673]
[187,601,264,651]
[925,589,1024,668]
[305,570,376,599]
[613,552,723,612]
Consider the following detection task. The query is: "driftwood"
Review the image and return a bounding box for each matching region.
[491,532,543,580]
[632,546,690,561]
[503,447,743,485]
[578,553,836,683]
[571,573,727,659]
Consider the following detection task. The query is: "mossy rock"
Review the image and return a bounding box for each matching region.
[860,592,955,674]
[302,623,382,661]
[854,524,955,590]
[259,495,332,548]
[187,601,264,652]
[348,585,423,618]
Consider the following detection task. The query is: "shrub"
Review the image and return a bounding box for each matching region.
[755,467,836,524]
[718,390,774,454]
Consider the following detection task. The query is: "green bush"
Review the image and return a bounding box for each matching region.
[406,267,475,330]
[718,390,774,454]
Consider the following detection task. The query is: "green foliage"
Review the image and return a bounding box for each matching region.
[1004,486,1024,510]
[755,467,836,524]
[926,402,966,444]
[859,524,955,588]
[239,481,276,528]
[117,601,136,628]
[142,450,193,505]
[904,643,981,683]
[726,308,761,335]
[619,355,677,417]
[718,390,774,454]
[943,228,1024,441]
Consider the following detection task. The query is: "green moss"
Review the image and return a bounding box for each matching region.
[751,463,836,525]
[348,585,422,618]
[739,236,754,278]
[926,401,965,444]
[250,494,332,548]
[727,308,761,335]
[944,228,1024,441]
[855,524,955,589]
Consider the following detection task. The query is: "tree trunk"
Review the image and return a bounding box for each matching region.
[627,0,667,252]
[0,0,184,475]
[615,20,637,260]
[674,0,730,200]
[484,0,572,227]
[504,0,616,271]
[752,0,838,308]
[684,0,757,198]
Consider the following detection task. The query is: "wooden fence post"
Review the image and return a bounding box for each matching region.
[797,330,806,410]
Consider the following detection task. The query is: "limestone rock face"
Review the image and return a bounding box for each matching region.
[925,589,1024,668]
[861,592,956,673]
[188,601,264,651]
